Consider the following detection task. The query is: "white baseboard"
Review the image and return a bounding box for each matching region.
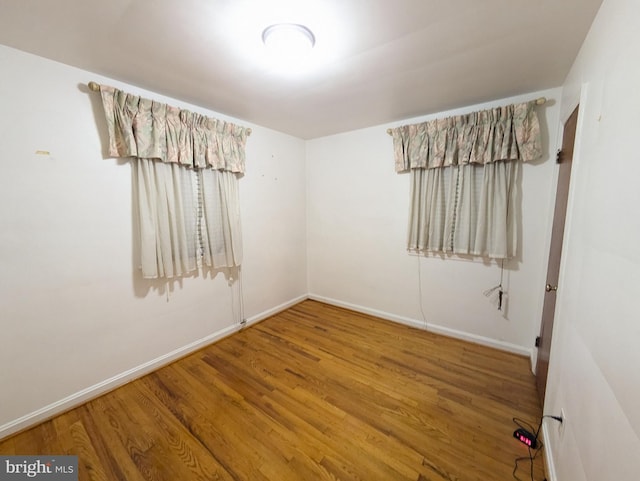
[0,294,308,441]
[308,294,532,358]
[245,294,308,326]
[1,293,531,440]
[541,423,558,481]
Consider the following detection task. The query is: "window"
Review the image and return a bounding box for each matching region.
[96,85,249,278]
[390,101,542,259]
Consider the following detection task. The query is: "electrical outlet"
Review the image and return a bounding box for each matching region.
[559,408,566,437]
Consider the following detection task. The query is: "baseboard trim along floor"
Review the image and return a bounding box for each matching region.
[308,294,532,359]
[1,293,533,441]
[0,294,308,440]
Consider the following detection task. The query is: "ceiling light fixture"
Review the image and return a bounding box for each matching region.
[261,23,316,59]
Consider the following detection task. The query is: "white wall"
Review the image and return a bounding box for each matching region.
[306,89,562,356]
[543,0,640,479]
[0,45,307,437]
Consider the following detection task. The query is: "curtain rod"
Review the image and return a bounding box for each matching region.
[87,81,252,136]
[386,97,547,136]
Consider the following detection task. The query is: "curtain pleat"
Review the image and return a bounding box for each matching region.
[135,159,198,278]
[409,167,457,253]
[200,169,243,269]
[390,101,541,172]
[408,169,425,250]
[473,160,518,258]
[451,165,478,254]
[100,86,248,173]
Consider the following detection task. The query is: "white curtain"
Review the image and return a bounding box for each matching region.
[408,160,518,259]
[200,168,242,269]
[135,159,242,279]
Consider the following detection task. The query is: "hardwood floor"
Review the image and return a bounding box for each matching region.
[0,300,545,480]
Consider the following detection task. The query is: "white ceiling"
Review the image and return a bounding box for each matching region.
[0,0,602,139]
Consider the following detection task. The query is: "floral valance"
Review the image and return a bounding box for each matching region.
[390,101,542,173]
[98,85,249,173]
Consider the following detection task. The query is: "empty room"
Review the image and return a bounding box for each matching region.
[0,0,638,480]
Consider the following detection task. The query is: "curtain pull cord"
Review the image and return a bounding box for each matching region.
[483,259,505,311]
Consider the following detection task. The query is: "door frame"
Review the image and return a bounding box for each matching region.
[532,102,585,408]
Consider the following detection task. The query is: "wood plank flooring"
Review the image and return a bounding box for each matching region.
[0,300,545,480]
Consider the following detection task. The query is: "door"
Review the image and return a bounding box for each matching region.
[535,106,579,404]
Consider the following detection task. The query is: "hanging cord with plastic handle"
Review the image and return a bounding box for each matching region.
[483,260,505,311]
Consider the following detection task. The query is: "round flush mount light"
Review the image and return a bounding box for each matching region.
[261,23,316,57]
